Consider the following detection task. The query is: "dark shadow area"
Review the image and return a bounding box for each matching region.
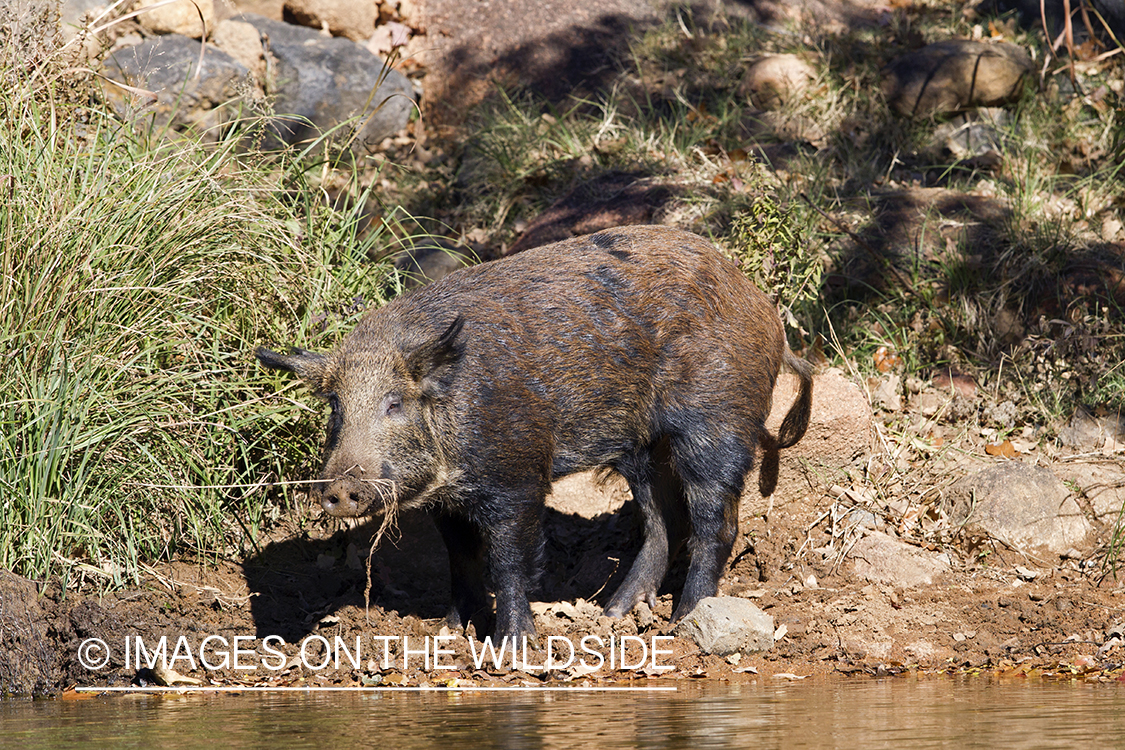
[992,0,1125,41]
[241,502,668,641]
[506,172,679,254]
[829,188,1013,300]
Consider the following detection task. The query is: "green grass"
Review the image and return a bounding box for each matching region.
[0,19,402,587]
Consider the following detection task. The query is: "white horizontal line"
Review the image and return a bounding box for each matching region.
[75,685,677,693]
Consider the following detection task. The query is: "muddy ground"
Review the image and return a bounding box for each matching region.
[4,452,1125,696]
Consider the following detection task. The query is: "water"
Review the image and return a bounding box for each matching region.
[3,679,1125,749]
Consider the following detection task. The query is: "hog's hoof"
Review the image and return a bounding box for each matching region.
[602,587,658,619]
[446,606,492,639]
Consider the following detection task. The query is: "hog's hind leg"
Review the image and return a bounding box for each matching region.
[602,441,688,618]
[668,430,754,622]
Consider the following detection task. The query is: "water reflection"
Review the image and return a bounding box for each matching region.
[3,679,1125,749]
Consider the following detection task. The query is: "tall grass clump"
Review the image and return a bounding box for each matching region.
[0,2,397,588]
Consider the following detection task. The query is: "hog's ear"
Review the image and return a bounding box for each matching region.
[255,346,329,388]
[406,316,464,399]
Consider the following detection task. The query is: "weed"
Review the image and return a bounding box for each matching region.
[0,7,399,587]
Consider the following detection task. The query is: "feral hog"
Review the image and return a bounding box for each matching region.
[256,225,813,642]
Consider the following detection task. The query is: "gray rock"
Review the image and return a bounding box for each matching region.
[932,108,1010,160]
[849,530,952,587]
[945,463,1094,555]
[244,14,415,153]
[102,35,254,141]
[882,40,1035,118]
[1054,460,1125,524]
[59,0,104,38]
[673,596,774,656]
[1059,406,1125,450]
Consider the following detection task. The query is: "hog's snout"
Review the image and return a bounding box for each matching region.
[318,479,369,517]
[317,469,396,517]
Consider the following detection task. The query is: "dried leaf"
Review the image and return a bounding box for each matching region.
[985,440,1018,458]
[873,346,901,373]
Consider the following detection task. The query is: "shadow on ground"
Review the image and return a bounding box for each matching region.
[240,503,683,641]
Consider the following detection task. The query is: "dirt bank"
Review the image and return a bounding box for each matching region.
[4,465,1124,696]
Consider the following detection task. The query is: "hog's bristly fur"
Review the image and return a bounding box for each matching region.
[256,225,813,641]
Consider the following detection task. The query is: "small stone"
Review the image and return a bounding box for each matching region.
[673,597,774,656]
[849,530,952,587]
[134,0,215,38]
[283,0,376,41]
[634,600,654,629]
[211,19,265,80]
[740,54,816,110]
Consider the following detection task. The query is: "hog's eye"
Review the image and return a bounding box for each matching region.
[383,393,403,416]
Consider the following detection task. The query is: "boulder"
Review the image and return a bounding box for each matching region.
[102,34,254,141]
[133,0,215,39]
[882,40,1034,118]
[243,14,415,152]
[744,367,872,516]
[282,0,376,42]
[673,596,774,655]
[944,463,1094,556]
[849,530,952,587]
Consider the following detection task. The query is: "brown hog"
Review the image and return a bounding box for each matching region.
[256,225,813,642]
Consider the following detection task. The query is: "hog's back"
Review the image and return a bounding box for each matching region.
[357,225,785,476]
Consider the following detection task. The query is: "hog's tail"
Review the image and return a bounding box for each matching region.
[757,347,815,497]
[776,348,814,450]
